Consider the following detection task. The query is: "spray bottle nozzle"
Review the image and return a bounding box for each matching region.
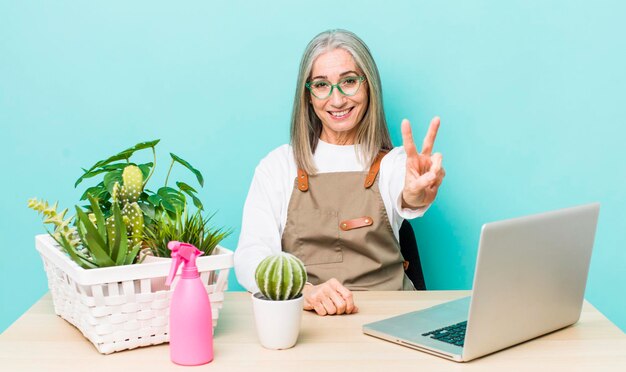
[165,241,204,287]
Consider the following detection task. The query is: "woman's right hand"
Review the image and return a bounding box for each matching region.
[302,278,358,316]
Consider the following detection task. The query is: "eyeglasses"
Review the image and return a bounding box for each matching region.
[305,75,366,99]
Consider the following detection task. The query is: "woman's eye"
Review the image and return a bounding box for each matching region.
[341,78,358,86]
[312,81,330,88]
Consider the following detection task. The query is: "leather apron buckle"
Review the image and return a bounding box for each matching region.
[339,216,374,231]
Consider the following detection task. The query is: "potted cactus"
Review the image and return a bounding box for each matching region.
[251,252,307,350]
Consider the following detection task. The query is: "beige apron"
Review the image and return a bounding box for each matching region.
[281,152,414,291]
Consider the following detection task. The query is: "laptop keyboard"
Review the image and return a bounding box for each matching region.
[421,321,467,347]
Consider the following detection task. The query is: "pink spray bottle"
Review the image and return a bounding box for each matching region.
[166,241,214,366]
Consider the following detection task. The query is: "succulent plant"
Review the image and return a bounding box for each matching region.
[28,198,81,251]
[73,195,142,268]
[28,195,141,268]
[255,252,307,301]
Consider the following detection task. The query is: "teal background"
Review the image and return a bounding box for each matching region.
[1,1,624,334]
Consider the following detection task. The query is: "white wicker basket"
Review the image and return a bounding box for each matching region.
[34,234,233,354]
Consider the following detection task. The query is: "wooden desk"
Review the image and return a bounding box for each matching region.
[1,291,625,371]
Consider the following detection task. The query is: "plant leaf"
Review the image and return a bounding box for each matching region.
[138,201,156,220]
[47,230,92,269]
[157,186,186,213]
[60,233,98,269]
[138,162,153,179]
[75,206,115,267]
[130,139,160,152]
[80,182,106,201]
[76,140,160,186]
[75,207,108,254]
[112,202,129,266]
[103,169,123,194]
[75,168,107,188]
[74,163,129,187]
[109,202,124,264]
[87,194,107,244]
[147,193,163,207]
[125,242,142,265]
[93,150,133,168]
[170,153,204,187]
[177,182,203,210]
[175,181,197,194]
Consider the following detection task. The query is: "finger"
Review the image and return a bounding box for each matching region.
[427,181,440,193]
[424,183,440,206]
[313,301,327,316]
[328,279,355,313]
[401,119,419,159]
[303,298,312,310]
[430,153,442,173]
[329,291,347,315]
[302,283,314,310]
[413,171,437,190]
[421,116,441,155]
[322,297,337,315]
[433,167,446,187]
[344,295,355,314]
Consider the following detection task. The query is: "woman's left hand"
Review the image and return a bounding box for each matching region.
[401,117,446,209]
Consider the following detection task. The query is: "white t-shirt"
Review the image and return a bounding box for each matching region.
[234,140,429,292]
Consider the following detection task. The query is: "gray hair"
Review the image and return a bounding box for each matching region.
[290,29,392,174]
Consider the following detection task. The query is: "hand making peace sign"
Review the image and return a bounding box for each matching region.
[401,116,445,209]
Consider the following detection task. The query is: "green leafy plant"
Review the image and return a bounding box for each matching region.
[74,139,205,223]
[143,208,232,258]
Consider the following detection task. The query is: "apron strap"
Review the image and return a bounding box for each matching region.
[364,150,389,188]
[297,149,388,192]
[297,168,309,192]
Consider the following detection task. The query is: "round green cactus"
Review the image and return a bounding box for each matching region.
[255,252,307,301]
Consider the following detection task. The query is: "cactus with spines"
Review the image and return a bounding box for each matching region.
[119,165,143,204]
[123,202,144,246]
[255,252,307,301]
[28,198,81,251]
[108,165,144,248]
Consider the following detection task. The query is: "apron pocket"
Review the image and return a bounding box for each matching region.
[294,209,343,266]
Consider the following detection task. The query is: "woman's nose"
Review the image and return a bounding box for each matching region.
[329,87,346,107]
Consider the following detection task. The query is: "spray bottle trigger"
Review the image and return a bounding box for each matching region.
[165,241,183,287]
[166,255,182,287]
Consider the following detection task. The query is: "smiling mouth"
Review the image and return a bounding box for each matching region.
[328,107,353,119]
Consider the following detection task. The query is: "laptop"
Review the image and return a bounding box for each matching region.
[363,203,600,362]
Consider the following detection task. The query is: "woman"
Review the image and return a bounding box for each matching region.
[234,29,445,316]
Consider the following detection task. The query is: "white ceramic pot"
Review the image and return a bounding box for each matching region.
[251,292,304,350]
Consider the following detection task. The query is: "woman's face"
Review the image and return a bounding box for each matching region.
[309,48,368,145]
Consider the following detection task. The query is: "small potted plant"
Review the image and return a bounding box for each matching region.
[251,252,307,350]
